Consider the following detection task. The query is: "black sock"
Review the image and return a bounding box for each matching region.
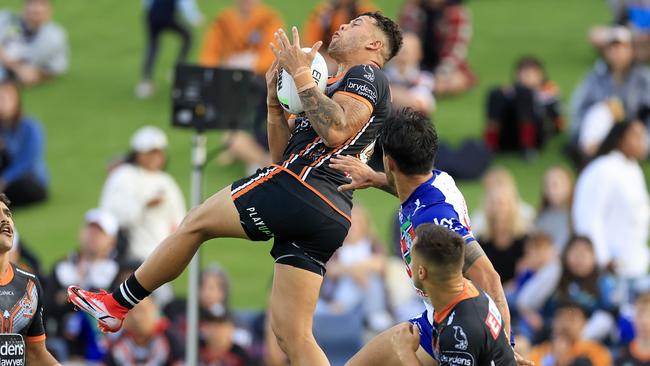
[112,274,151,309]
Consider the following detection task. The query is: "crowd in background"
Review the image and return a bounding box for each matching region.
[3,0,650,365]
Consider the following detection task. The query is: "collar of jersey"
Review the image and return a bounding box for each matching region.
[402,170,439,207]
[0,263,14,286]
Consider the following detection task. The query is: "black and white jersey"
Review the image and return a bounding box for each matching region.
[432,280,515,366]
[278,64,391,226]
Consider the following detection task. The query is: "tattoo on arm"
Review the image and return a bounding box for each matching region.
[299,87,345,144]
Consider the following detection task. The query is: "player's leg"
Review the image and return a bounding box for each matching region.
[345,323,436,366]
[269,263,329,366]
[134,185,247,290]
[68,185,248,331]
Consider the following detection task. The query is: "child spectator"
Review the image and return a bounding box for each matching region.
[399,0,475,96]
[484,56,563,158]
[573,120,650,279]
[617,290,650,365]
[517,236,619,343]
[514,231,557,293]
[534,166,574,251]
[0,82,47,207]
[528,303,612,366]
[105,297,183,366]
[303,0,377,74]
[318,205,392,332]
[0,0,68,85]
[99,126,186,262]
[385,32,436,114]
[199,311,254,366]
[136,0,203,98]
[45,209,119,363]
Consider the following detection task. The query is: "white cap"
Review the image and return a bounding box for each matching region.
[130,126,168,153]
[608,26,632,44]
[84,208,118,237]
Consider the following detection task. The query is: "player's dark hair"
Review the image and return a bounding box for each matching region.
[413,224,465,273]
[0,193,10,207]
[360,11,403,61]
[378,107,438,175]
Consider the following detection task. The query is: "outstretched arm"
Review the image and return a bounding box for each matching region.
[271,27,372,147]
[329,155,396,196]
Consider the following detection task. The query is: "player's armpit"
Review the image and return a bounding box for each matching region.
[26,340,60,365]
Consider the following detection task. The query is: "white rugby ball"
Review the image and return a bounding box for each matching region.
[277,48,328,114]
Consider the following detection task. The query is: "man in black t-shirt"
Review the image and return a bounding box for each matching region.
[0,193,59,364]
[391,224,515,366]
[69,11,403,366]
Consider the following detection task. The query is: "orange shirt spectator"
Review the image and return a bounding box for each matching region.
[199,0,283,75]
[303,0,377,48]
[528,340,612,366]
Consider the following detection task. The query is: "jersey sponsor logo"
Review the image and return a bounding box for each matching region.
[362,65,375,82]
[413,199,426,214]
[484,293,502,340]
[453,326,468,351]
[344,78,378,104]
[245,207,273,237]
[0,334,25,366]
[439,351,475,366]
[431,217,462,233]
[0,291,14,296]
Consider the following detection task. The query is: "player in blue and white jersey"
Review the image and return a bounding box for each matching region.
[331,108,531,366]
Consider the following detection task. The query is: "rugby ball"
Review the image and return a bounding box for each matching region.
[277,48,328,114]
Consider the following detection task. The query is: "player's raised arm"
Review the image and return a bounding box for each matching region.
[265,58,291,162]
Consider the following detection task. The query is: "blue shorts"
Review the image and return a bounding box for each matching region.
[408,310,435,358]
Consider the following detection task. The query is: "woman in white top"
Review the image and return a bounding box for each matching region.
[100,126,186,261]
[572,120,650,279]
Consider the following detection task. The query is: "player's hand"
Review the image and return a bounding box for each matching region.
[329,155,377,192]
[391,323,420,353]
[270,26,322,76]
[514,350,534,366]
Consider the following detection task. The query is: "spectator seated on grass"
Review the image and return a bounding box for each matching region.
[569,26,650,163]
[100,126,186,262]
[617,287,650,365]
[534,165,574,251]
[318,205,392,333]
[589,0,650,62]
[0,0,68,86]
[399,0,475,96]
[573,120,650,280]
[199,310,254,366]
[199,0,282,174]
[45,209,119,363]
[0,81,47,207]
[528,302,612,366]
[105,296,183,366]
[303,0,377,74]
[517,236,619,343]
[484,55,563,159]
[385,32,435,115]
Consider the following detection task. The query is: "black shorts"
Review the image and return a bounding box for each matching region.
[231,166,351,275]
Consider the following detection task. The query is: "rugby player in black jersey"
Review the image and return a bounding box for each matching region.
[391,224,516,366]
[0,193,60,365]
[68,12,402,366]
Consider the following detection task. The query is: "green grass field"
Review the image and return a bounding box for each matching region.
[5,0,611,308]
